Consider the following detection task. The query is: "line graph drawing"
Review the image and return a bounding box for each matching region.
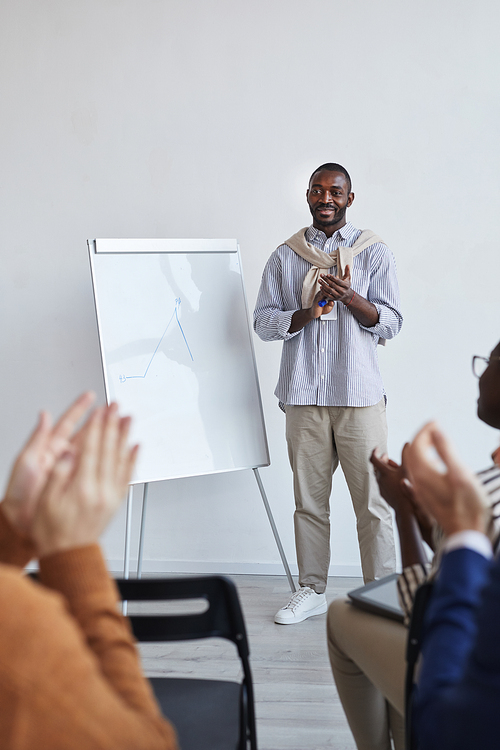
[119,298,193,382]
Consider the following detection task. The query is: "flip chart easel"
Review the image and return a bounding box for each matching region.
[88,238,294,593]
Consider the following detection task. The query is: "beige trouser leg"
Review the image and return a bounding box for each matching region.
[286,402,396,591]
[327,598,406,750]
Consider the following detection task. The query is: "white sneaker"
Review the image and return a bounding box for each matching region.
[274,586,327,624]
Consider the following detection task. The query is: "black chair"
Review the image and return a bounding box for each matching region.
[115,575,257,750]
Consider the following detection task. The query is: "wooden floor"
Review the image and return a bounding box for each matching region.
[134,574,362,750]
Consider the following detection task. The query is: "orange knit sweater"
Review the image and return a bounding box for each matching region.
[0,508,178,750]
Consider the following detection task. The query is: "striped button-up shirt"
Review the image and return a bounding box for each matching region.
[253,222,403,407]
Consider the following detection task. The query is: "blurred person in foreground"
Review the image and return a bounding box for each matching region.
[326,342,500,750]
[0,392,177,750]
[406,346,500,749]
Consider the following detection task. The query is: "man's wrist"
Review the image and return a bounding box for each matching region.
[289,307,315,332]
[343,289,356,307]
[305,306,316,321]
[441,515,487,538]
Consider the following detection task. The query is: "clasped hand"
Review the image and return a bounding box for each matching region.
[370,445,435,549]
[318,265,352,305]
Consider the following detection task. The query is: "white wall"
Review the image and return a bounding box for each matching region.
[1,0,499,576]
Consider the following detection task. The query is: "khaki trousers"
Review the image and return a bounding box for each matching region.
[285,401,396,590]
[327,598,406,750]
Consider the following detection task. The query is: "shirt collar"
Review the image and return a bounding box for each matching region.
[306,222,356,246]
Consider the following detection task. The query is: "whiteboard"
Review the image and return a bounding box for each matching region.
[88,239,270,484]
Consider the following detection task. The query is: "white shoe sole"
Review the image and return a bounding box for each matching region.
[274,599,328,625]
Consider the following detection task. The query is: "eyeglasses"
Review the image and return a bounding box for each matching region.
[472,355,500,378]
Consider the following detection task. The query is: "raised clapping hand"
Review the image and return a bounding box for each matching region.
[2,394,138,557]
[371,445,435,551]
[370,446,413,513]
[405,422,488,538]
[2,392,96,535]
[32,403,138,557]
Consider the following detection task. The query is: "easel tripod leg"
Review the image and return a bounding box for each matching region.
[123,485,134,615]
[253,468,296,593]
[137,483,149,579]
[124,485,134,579]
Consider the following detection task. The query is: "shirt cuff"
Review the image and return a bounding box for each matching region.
[442,530,493,559]
[358,303,384,334]
[359,303,399,340]
[279,310,300,340]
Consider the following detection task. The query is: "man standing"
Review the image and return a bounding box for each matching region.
[254,163,403,624]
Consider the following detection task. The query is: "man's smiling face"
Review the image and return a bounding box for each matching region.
[306,170,354,235]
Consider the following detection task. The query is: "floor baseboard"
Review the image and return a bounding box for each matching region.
[106,558,363,577]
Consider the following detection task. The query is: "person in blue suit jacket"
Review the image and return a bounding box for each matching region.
[405,340,500,750]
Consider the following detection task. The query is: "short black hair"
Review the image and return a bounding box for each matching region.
[309,163,352,193]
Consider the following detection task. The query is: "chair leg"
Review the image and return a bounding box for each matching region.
[242,677,257,750]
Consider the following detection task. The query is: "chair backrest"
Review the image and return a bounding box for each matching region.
[29,572,256,748]
[115,575,250,661]
[116,575,257,750]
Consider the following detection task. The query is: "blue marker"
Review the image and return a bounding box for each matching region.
[318,299,327,307]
